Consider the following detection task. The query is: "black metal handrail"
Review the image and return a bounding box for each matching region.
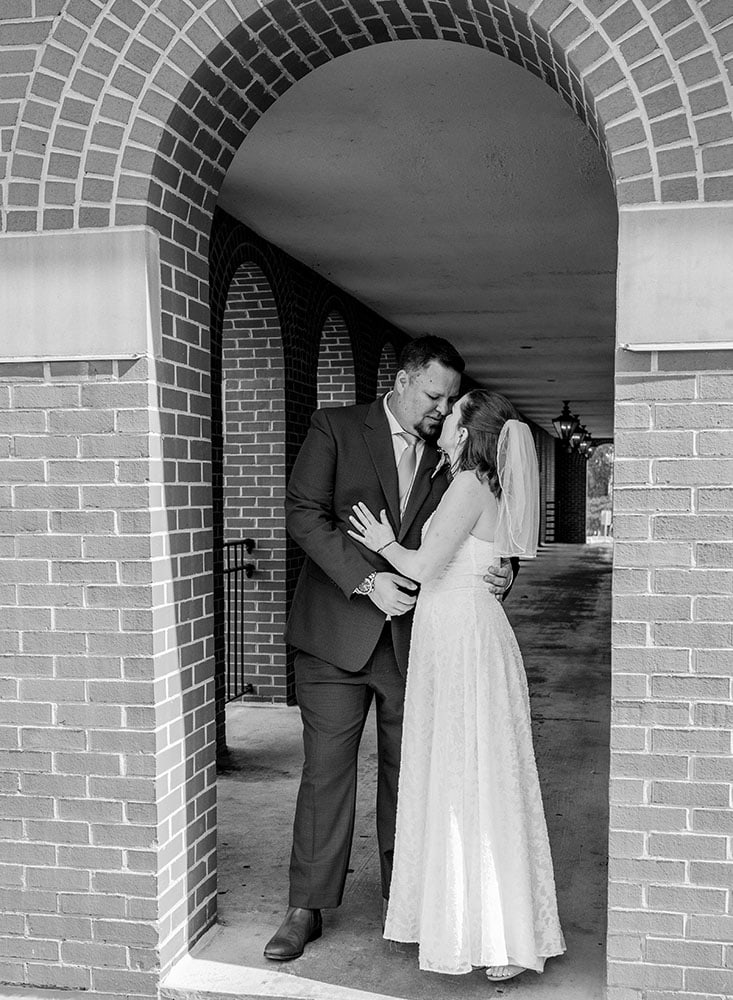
[224,538,255,702]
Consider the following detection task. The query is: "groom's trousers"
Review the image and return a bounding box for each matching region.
[289,622,406,908]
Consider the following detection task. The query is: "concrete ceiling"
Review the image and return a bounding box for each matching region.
[218,40,618,438]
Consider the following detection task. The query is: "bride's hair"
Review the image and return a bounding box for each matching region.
[455,390,521,498]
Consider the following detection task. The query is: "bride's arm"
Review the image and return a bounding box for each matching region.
[349,472,489,583]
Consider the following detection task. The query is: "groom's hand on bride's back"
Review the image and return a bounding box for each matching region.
[370,573,418,616]
[483,561,514,599]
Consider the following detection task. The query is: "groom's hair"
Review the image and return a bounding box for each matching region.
[399,336,465,375]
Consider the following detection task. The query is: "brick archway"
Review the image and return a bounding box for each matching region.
[4,0,733,238]
[209,219,294,750]
[219,262,288,709]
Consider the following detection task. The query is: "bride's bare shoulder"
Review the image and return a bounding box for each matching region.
[443,470,493,514]
[450,469,495,496]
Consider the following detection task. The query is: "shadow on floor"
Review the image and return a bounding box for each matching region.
[165,544,611,1000]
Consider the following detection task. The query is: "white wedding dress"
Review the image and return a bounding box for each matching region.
[383,524,566,975]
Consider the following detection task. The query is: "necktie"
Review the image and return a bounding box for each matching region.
[397,432,418,515]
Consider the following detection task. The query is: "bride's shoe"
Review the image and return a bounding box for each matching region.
[485,964,525,982]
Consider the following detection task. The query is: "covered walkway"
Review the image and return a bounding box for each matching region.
[164,543,611,1000]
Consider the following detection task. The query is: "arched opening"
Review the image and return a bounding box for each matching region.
[377,340,399,397]
[220,262,288,705]
[317,309,356,407]
[210,38,616,996]
[211,254,290,766]
[586,442,614,543]
[54,20,632,981]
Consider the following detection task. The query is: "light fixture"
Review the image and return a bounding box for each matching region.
[568,422,586,452]
[578,432,594,458]
[552,401,579,443]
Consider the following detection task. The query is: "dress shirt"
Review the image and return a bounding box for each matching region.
[352,396,426,601]
[383,393,424,510]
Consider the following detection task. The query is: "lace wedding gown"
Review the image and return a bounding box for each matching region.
[383,526,566,975]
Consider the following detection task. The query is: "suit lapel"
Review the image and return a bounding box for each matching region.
[398,444,442,541]
[363,398,401,530]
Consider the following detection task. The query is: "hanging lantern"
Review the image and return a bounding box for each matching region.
[578,432,594,457]
[552,401,579,443]
[568,422,586,452]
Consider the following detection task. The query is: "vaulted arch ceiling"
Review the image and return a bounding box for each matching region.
[219,41,618,437]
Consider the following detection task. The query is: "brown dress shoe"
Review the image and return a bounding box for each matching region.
[263,906,322,961]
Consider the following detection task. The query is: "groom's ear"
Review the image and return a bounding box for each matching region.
[394,369,409,395]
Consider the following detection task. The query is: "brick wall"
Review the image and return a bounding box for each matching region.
[377,341,399,396]
[222,264,288,706]
[554,438,587,543]
[317,312,356,407]
[153,235,218,971]
[0,358,162,996]
[609,348,733,1000]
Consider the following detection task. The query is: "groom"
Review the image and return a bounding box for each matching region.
[264,336,514,961]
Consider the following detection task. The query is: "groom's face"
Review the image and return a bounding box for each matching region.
[392,361,462,442]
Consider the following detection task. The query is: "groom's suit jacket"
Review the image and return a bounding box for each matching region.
[285,396,450,675]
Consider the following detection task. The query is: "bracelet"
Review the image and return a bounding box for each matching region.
[377,540,395,554]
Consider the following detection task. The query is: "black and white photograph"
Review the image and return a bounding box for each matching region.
[1,3,732,1000]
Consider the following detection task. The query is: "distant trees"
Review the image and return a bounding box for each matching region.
[586,443,614,537]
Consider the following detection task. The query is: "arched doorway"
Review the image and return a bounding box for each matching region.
[317,309,356,407]
[377,340,399,397]
[209,234,291,755]
[3,3,732,996]
[211,37,615,995]
[218,262,288,714]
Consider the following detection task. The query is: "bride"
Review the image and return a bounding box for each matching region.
[348,389,565,982]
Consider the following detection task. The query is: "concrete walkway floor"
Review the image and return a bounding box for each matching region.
[164,543,612,1000]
